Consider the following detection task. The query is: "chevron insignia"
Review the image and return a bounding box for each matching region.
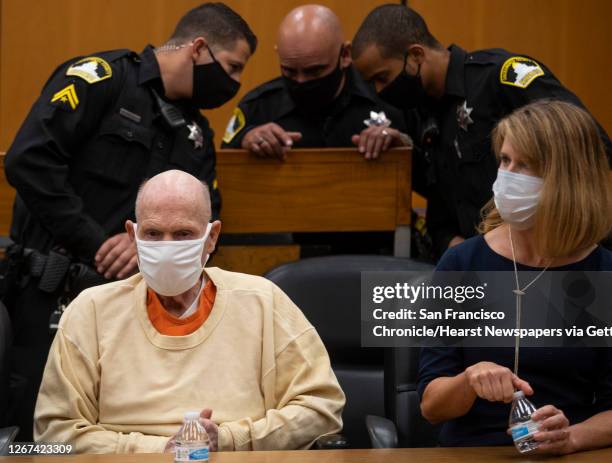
[50,84,79,111]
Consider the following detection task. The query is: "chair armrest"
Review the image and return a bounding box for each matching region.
[366,415,398,448]
[313,433,348,449]
[0,426,19,456]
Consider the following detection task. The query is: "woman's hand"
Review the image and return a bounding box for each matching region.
[532,405,574,455]
[465,361,533,403]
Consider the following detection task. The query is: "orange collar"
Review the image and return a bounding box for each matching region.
[146,280,217,336]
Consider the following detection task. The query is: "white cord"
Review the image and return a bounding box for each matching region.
[508,226,550,377]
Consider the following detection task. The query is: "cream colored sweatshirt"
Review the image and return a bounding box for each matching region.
[34,268,345,454]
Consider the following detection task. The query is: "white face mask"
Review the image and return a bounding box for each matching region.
[492,169,543,230]
[134,223,213,296]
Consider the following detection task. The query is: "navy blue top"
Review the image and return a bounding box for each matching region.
[417,234,612,447]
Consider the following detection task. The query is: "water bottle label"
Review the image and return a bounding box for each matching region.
[175,445,209,462]
[511,419,539,441]
[175,446,190,462]
[189,448,209,460]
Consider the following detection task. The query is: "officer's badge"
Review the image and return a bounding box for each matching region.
[187,121,204,149]
[364,111,391,128]
[222,107,246,143]
[457,100,473,131]
[500,57,544,89]
[50,84,79,111]
[66,57,112,84]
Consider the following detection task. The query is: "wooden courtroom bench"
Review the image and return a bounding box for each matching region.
[0,148,412,273]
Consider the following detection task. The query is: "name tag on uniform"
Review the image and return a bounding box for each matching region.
[119,108,142,124]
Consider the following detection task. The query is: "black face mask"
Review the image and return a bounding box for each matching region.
[192,45,240,109]
[283,48,345,114]
[378,53,425,110]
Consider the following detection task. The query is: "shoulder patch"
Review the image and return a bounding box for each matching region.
[50,83,79,111]
[500,56,544,88]
[66,56,112,84]
[222,107,246,144]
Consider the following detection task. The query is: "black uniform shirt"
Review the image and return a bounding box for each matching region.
[5,46,220,263]
[221,66,407,148]
[425,45,611,255]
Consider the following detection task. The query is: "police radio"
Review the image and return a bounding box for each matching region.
[151,89,187,129]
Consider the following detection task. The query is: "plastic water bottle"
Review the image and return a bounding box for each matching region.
[174,411,209,462]
[509,391,539,453]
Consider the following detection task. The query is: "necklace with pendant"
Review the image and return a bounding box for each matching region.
[509,226,551,377]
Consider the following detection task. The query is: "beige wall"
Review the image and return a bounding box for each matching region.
[0,0,610,152]
[0,0,388,150]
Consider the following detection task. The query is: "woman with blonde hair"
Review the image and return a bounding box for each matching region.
[417,100,612,454]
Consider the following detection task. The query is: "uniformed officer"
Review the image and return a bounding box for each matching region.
[3,3,256,440]
[221,4,411,159]
[351,4,611,258]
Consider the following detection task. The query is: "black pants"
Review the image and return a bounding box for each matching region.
[7,278,57,442]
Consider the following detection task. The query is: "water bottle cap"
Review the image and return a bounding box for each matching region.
[184,411,200,421]
[513,390,525,399]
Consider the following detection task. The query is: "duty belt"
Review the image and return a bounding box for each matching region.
[25,249,71,294]
[25,249,108,296]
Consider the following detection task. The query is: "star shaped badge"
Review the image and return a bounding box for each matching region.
[187,122,204,149]
[364,111,391,128]
[457,100,474,131]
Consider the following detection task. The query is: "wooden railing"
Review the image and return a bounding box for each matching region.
[217,148,411,232]
[0,148,412,273]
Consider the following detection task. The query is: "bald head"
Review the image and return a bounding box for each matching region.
[135,170,211,226]
[278,5,343,50]
[277,5,349,82]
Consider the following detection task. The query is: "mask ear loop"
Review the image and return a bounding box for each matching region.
[402,50,422,78]
[203,222,213,243]
[201,222,214,269]
[336,45,346,71]
[190,41,216,68]
[202,221,213,248]
[205,44,218,63]
[401,51,409,75]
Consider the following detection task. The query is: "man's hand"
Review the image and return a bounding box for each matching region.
[465,361,533,403]
[242,123,302,160]
[351,126,409,160]
[94,232,138,280]
[164,434,177,453]
[163,408,219,453]
[200,408,219,451]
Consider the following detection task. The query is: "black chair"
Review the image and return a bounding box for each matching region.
[0,300,19,455]
[367,345,440,448]
[265,255,434,448]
